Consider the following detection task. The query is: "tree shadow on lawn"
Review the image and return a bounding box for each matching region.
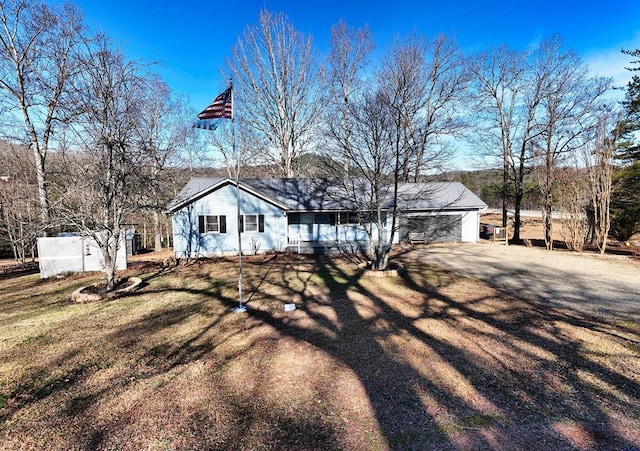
[0,256,345,450]
[245,251,640,450]
[4,252,639,450]
[70,252,640,449]
[97,255,343,450]
[397,247,640,447]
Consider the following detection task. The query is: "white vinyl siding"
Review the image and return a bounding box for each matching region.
[173,184,285,258]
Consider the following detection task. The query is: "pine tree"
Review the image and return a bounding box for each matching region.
[617,48,640,160]
[610,49,640,241]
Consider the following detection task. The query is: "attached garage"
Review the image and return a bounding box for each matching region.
[401,213,463,243]
[396,182,486,244]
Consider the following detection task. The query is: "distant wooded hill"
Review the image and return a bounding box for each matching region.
[428,169,544,210]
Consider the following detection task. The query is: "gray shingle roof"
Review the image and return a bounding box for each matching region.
[166,177,487,213]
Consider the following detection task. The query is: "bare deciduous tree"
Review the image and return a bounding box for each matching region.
[136,76,191,251]
[532,37,611,250]
[469,45,537,240]
[325,20,373,176]
[370,35,430,265]
[326,90,395,270]
[63,40,148,290]
[227,9,323,177]
[583,111,618,253]
[557,165,589,252]
[324,32,461,270]
[0,0,85,235]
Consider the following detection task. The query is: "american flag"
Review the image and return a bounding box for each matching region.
[197,86,232,120]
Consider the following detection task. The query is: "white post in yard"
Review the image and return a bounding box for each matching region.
[192,80,246,313]
[231,82,246,313]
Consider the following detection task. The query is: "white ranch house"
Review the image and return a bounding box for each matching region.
[166,178,487,258]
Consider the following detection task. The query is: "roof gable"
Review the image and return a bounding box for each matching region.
[165,178,290,213]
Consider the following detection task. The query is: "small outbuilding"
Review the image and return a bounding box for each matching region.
[38,234,127,278]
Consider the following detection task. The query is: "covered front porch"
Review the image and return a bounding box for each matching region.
[286,212,387,243]
[285,238,371,255]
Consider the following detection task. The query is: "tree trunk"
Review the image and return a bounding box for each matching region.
[543,148,554,251]
[104,260,116,291]
[511,160,526,243]
[502,151,508,229]
[513,190,522,243]
[100,229,120,291]
[371,210,389,271]
[32,143,51,237]
[165,216,171,249]
[543,197,553,251]
[154,210,162,252]
[143,221,148,249]
[343,97,350,177]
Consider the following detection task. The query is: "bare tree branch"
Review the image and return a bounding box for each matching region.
[0,0,85,235]
[227,9,323,177]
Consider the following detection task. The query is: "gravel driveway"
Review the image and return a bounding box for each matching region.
[411,243,640,322]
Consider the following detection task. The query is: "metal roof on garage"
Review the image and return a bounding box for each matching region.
[397,182,487,210]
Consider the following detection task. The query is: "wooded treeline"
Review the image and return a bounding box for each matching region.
[1,2,639,277]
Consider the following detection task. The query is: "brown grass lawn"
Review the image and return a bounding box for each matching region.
[0,249,639,450]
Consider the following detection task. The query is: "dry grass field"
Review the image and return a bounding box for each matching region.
[482,212,640,250]
[481,213,566,243]
[1,247,639,450]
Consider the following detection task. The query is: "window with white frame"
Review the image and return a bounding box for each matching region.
[198,215,226,234]
[240,214,264,233]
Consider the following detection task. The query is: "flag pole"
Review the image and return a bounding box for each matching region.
[192,81,244,312]
[231,80,246,313]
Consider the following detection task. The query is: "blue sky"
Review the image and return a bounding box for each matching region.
[61,0,640,115]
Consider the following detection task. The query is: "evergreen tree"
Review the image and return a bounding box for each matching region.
[617,48,640,160]
[610,49,640,241]
[610,161,640,241]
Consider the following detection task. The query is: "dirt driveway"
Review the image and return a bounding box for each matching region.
[408,243,640,322]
